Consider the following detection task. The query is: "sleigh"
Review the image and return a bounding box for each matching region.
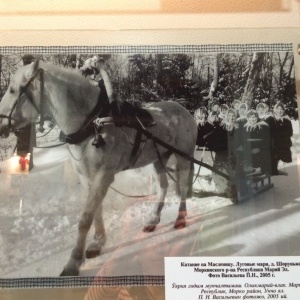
[230,169,274,204]
[194,146,274,204]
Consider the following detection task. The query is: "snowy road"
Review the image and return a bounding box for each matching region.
[0,134,300,278]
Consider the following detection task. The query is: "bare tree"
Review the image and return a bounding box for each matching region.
[287,56,294,79]
[241,52,264,108]
[207,54,219,99]
[278,52,289,86]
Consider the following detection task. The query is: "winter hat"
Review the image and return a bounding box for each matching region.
[246,109,258,119]
[239,103,248,111]
[274,102,285,110]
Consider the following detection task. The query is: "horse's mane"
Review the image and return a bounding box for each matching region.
[41,62,96,92]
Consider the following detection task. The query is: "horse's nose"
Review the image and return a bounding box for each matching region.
[0,116,5,126]
[0,116,8,128]
[0,116,4,128]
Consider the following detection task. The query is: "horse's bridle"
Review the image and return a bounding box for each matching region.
[0,68,42,133]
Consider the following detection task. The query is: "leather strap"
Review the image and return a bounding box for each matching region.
[59,93,110,144]
[123,129,145,171]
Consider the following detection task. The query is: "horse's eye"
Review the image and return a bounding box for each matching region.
[10,87,15,94]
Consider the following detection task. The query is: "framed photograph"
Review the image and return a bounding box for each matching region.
[0,29,299,300]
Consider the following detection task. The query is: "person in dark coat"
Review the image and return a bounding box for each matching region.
[203,111,229,194]
[261,103,273,125]
[220,108,239,133]
[195,107,208,148]
[221,108,245,200]
[232,99,241,114]
[243,109,272,174]
[220,108,240,173]
[219,104,229,121]
[235,103,248,155]
[268,102,293,175]
[194,106,207,125]
[236,103,248,127]
[256,103,266,120]
[210,101,221,115]
[203,111,227,155]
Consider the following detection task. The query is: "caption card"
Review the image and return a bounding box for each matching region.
[165,256,300,299]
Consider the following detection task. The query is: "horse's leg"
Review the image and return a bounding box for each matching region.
[174,165,181,196]
[86,204,106,259]
[60,170,114,276]
[174,157,194,229]
[143,152,171,232]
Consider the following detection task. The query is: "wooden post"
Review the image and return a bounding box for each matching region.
[20,54,36,171]
[29,123,35,171]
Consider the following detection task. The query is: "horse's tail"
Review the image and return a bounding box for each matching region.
[187,161,194,198]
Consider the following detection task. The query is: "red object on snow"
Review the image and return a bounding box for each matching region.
[19,155,29,171]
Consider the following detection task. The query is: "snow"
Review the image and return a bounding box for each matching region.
[0,133,300,279]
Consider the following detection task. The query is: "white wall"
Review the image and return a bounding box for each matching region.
[0,0,299,30]
[0,1,299,109]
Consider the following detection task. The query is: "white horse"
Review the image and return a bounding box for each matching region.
[0,60,197,276]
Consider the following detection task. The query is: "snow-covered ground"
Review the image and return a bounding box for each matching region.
[0,123,300,279]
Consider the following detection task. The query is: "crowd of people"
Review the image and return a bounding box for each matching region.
[194,100,293,183]
[80,55,293,181]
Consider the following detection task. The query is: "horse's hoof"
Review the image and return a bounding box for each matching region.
[60,268,79,276]
[174,213,186,229]
[143,224,156,232]
[174,220,186,229]
[143,216,160,232]
[86,249,100,259]
[86,245,101,259]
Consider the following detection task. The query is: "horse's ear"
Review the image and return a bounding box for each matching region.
[32,59,39,71]
[24,59,39,80]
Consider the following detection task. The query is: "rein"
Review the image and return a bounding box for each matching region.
[136,126,230,180]
[0,68,42,133]
[95,117,230,180]
[109,185,153,199]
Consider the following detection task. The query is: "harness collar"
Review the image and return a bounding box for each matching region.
[59,93,110,145]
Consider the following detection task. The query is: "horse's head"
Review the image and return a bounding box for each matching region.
[0,60,41,137]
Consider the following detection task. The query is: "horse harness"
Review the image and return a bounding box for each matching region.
[0,68,43,133]
[58,90,148,169]
[92,116,148,170]
[0,64,148,170]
